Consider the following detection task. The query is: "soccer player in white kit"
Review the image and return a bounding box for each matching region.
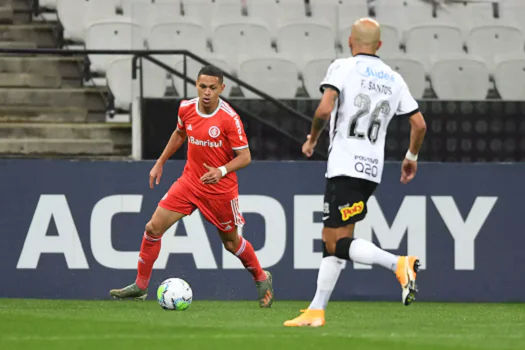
[284,18,427,327]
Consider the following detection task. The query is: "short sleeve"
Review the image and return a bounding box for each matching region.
[319,59,349,95]
[176,115,185,131]
[226,115,249,150]
[396,80,419,118]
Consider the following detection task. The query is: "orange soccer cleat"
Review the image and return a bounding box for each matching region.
[395,256,420,306]
[283,309,326,327]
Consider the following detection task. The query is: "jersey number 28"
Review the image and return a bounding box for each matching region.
[348,94,390,144]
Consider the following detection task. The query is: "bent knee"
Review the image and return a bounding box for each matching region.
[324,241,337,256]
[223,240,237,253]
[145,221,165,237]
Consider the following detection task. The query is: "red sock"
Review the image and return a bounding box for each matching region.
[234,236,266,282]
[135,232,162,290]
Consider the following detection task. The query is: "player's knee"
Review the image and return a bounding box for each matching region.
[222,240,237,253]
[145,221,164,237]
[324,240,337,256]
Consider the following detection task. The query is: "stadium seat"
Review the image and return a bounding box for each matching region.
[148,20,208,65]
[500,3,525,34]
[467,25,525,72]
[430,54,490,100]
[493,54,525,101]
[302,56,335,99]
[212,19,274,69]
[435,2,495,37]
[183,0,244,37]
[172,55,235,98]
[121,0,153,16]
[106,56,167,110]
[85,19,145,73]
[405,24,464,70]
[375,0,433,32]
[337,3,370,28]
[277,21,337,63]
[40,0,58,9]
[126,3,182,31]
[238,55,299,98]
[246,0,305,38]
[57,0,119,42]
[340,23,401,56]
[382,56,426,99]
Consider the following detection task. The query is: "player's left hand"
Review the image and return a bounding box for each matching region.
[302,134,317,158]
[201,163,223,184]
[400,158,417,184]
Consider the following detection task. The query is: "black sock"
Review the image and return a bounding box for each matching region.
[335,237,354,260]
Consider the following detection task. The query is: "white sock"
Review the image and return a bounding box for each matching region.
[308,256,345,310]
[349,238,398,271]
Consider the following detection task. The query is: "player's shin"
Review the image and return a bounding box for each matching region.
[135,232,162,290]
[232,235,266,282]
[335,237,398,271]
[308,245,345,310]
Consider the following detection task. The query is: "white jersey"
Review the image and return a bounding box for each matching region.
[321,54,419,184]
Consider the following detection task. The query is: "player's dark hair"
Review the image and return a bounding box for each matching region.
[197,65,224,84]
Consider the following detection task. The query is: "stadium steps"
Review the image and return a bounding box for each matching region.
[0,123,131,155]
[0,106,91,122]
[0,23,59,48]
[0,0,32,24]
[0,2,128,158]
[0,56,84,87]
[0,138,115,155]
[0,87,107,110]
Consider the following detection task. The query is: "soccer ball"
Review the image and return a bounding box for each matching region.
[157,278,193,311]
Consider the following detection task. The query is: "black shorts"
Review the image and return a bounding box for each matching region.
[323,176,378,228]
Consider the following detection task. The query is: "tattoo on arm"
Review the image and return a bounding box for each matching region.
[312,117,327,132]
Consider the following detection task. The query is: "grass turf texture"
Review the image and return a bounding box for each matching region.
[0,300,524,350]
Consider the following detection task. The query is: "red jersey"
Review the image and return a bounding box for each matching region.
[176,97,249,198]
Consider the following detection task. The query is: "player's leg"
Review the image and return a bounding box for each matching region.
[218,228,274,308]
[109,181,195,300]
[200,196,274,308]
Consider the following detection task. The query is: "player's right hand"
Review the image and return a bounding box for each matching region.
[400,158,417,184]
[149,163,163,189]
[302,134,317,158]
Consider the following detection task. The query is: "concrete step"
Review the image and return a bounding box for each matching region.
[0,106,90,122]
[0,40,36,49]
[0,24,59,48]
[0,56,83,78]
[0,88,107,110]
[0,123,131,147]
[1,0,31,12]
[0,72,62,87]
[0,138,115,155]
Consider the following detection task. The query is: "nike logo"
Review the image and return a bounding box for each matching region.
[322,216,330,221]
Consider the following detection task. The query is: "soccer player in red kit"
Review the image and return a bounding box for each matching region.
[109,66,274,308]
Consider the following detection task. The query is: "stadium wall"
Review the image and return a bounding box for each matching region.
[2,160,523,302]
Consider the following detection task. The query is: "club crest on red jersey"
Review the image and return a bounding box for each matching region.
[209,126,221,138]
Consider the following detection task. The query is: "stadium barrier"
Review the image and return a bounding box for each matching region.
[0,48,328,160]
[3,159,523,302]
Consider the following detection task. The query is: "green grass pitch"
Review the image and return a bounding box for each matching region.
[0,299,524,350]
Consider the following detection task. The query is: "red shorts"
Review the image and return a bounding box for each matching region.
[158,179,245,232]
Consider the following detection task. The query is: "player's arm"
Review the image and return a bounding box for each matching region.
[149,116,188,189]
[303,59,347,158]
[309,87,338,144]
[156,128,187,165]
[398,81,426,184]
[201,115,250,185]
[407,111,426,157]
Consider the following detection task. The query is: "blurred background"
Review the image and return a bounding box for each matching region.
[1,0,523,162]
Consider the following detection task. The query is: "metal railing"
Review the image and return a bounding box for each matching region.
[0,48,328,159]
